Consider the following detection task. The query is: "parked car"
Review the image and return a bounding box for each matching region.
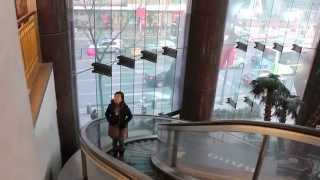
[87,38,121,57]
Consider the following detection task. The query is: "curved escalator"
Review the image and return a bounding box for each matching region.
[80,116,320,180]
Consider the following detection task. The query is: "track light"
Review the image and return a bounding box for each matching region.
[92,62,112,77]
[117,55,135,69]
[141,50,157,63]
[162,46,177,58]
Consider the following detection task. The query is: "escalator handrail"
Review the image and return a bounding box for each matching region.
[80,118,153,180]
[80,115,180,179]
[157,120,320,145]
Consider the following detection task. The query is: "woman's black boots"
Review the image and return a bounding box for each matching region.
[111,139,125,160]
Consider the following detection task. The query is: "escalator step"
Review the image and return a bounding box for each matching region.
[106,139,158,179]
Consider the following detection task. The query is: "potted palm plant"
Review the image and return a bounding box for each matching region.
[306,105,320,128]
[251,74,312,176]
[250,73,290,121]
[274,95,302,124]
[273,95,302,153]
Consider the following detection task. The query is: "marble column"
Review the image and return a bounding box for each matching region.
[181,0,229,121]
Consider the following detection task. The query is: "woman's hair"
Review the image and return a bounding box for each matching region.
[114,91,124,101]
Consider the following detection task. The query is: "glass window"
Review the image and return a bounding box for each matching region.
[73,0,189,126]
[214,0,319,123]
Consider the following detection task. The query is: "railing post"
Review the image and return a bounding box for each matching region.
[97,122,101,149]
[81,149,88,180]
[170,131,179,167]
[153,117,157,135]
[252,135,269,180]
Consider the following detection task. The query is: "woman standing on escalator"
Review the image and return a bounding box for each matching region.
[105,91,133,160]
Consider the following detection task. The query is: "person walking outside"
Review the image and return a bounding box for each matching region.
[105,91,133,160]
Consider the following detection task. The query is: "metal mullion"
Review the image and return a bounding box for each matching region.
[142,0,146,114]
[110,0,113,100]
[153,0,161,115]
[170,0,182,112]
[119,0,123,92]
[132,0,137,113]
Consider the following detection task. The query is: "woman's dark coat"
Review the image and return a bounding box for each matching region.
[105,100,132,139]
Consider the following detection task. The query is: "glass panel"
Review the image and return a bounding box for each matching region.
[119,2,135,111]
[95,0,113,117]
[304,0,320,49]
[133,0,146,114]
[156,130,263,179]
[285,0,313,47]
[141,0,159,115]
[295,48,316,97]
[85,116,156,151]
[214,0,320,122]
[73,0,189,124]
[259,137,320,180]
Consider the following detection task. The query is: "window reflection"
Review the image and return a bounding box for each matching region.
[214,0,320,123]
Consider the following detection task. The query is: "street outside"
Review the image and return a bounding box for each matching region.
[74,30,176,126]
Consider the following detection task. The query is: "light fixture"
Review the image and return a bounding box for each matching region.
[162,46,177,58]
[141,50,157,63]
[236,42,248,52]
[254,42,265,52]
[244,96,254,111]
[226,97,237,109]
[117,55,135,69]
[92,62,112,77]
[273,43,283,53]
[292,44,302,54]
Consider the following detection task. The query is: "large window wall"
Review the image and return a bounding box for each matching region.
[214,0,320,122]
[73,0,189,126]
